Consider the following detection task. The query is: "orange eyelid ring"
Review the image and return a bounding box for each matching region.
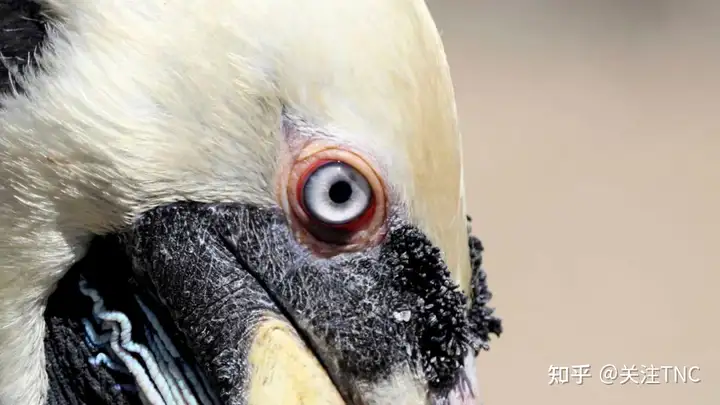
[283,145,388,255]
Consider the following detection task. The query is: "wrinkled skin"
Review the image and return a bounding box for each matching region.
[43,203,501,405]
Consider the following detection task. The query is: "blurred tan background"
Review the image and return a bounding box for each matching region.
[427,1,719,404]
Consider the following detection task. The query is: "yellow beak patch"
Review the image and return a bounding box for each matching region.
[247,318,345,405]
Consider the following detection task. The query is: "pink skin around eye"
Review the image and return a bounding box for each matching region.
[275,140,388,257]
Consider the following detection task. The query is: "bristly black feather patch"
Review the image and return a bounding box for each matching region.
[384,216,503,395]
[0,0,50,98]
[466,216,503,353]
[386,224,471,393]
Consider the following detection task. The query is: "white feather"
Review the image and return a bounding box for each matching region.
[0,1,467,403]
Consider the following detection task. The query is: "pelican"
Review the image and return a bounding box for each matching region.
[0,0,501,404]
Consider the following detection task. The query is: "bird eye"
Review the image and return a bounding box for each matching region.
[283,146,387,250]
[300,161,373,227]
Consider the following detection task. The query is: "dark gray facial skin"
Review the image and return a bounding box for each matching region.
[121,202,488,405]
[42,201,500,405]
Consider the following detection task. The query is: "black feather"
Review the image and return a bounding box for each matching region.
[0,0,49,97]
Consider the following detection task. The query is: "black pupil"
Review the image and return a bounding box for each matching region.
[329,181,353,204]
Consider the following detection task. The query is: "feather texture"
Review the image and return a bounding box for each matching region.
[0,1,469,403]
